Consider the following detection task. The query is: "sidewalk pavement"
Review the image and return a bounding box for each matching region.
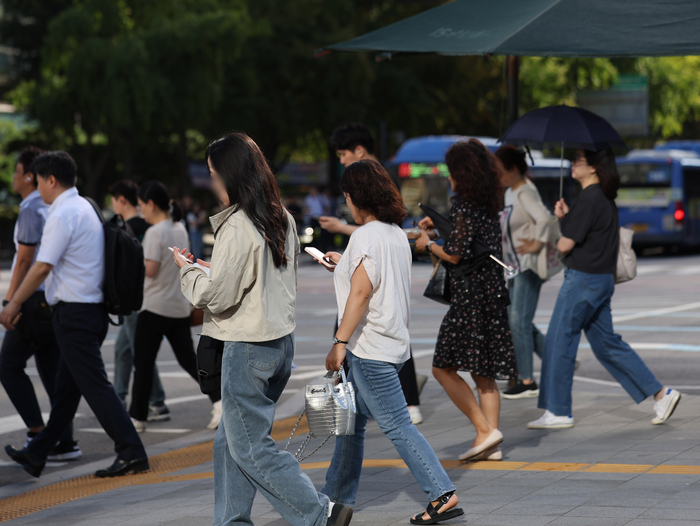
[1,374,699,526]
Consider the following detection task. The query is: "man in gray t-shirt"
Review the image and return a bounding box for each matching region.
[0,147,79,461]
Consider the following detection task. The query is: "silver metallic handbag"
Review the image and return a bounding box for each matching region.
[284,369,356,462]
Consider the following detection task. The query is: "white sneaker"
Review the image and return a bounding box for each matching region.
[652,388,681,425]
[208,400,222,430]
[527,410,574,429]
[408,406,423,425]
[131,418,147,433]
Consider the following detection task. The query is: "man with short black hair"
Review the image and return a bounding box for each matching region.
[108,180,170,420]
[330,123,377,167]
[0,146,81,461]
[1,151,148,478]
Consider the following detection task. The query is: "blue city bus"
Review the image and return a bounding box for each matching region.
[616,150,700,247]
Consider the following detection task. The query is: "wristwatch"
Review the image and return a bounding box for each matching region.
[426,240,436,253]
[332,337,348,345]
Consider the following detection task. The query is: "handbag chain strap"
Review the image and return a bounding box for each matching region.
[283,408,335,462]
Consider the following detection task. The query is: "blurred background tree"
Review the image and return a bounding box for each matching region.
[2,0,700,199]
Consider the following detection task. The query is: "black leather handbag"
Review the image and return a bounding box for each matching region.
[423,260,452,305]
[196,335,224,397]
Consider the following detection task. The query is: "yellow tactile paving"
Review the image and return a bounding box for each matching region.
[584,463,654,474]
[648,465,700,475]
[0,414,308,523]
[519,462,591,472]
[2,410,700,523]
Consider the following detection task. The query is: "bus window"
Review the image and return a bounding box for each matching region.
[617,163,676,209]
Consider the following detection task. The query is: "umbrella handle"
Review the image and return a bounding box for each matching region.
[559,142,564,200]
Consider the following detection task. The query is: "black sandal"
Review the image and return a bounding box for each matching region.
[410,492,464,525]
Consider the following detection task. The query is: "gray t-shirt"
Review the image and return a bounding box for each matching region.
[12,190,49,292]
[142,219,191,318]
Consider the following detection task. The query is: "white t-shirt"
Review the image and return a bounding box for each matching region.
[333,221,411,364]
[37,188,104,305]
[142,219,191,318]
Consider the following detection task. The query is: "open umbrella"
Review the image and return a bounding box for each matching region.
[498,104,627,198]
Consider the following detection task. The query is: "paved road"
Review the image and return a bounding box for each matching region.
[1,252,700,487]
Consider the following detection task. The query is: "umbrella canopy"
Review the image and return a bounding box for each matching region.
[319,0,700,57]
[498,104,627,151]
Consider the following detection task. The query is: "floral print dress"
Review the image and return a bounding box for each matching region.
[432,198,516,379]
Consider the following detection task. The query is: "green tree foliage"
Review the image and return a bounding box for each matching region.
[4,0,700,201]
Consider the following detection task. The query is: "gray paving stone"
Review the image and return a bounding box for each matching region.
[564,505,645,519]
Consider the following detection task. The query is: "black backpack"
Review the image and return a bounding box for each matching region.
[86,198,145,324]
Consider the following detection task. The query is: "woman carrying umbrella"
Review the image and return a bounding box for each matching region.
[529,148,681,429]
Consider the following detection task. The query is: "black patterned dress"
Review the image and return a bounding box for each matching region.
[432,198,516,379]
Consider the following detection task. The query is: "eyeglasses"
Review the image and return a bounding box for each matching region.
[571,157,587,165]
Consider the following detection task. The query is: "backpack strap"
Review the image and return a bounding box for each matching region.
[84,197,105,224]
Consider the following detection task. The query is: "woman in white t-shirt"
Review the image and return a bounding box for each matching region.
[128,182,220,432]
[315,160,462,525]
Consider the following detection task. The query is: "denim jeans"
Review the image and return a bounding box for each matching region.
[508,270,545,381]
[213,334,329,526]
[322,351,455,507]
[113,311,165,405]
[539,268,663,416]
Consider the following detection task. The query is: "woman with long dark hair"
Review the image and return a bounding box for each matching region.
[529,148,681,429]
[317,160,462,525]
[173,133,352,526]
[416,139,516,462]
[128,182,220,432]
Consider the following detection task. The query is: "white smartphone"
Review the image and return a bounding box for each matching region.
[305,247,336,268]
[168,247,192,264]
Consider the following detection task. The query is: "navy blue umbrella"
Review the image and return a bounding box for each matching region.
[499,104,627,198]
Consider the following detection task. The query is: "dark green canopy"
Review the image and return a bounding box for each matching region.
[319,0,700,57]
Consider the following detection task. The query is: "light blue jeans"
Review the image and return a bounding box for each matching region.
[113,311,165,405]
[508,270,545,381]
[213,334,329,526]
[539,268,663,416]
[322,351,455,507]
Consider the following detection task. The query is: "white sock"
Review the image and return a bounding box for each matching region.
[328,502,335,518]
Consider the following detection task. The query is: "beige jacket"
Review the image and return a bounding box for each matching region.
[179,206,300,342]
[504,182,551,275]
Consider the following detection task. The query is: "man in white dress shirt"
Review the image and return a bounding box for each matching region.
[1,151,148,478]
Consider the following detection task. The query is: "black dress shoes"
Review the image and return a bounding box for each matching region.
[95,457,149,478]
[5,445,45,478]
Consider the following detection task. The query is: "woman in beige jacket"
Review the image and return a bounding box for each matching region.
[172,133,352,526]
[496,146,553,400]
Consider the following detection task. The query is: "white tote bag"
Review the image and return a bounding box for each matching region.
[615,227,637,284]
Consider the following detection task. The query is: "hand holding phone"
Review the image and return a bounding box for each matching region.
[305,247,336,268]
[169,246,192,264]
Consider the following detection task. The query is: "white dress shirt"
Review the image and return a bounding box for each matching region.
[36,187,105,305]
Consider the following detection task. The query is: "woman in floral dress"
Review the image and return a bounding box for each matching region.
[416,139,516,463]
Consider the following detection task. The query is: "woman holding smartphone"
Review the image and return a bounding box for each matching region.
[316,160,462,525]
[128,182,221,432]
[174,133,352,526]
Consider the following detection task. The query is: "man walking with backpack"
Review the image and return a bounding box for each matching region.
[1,151,148,478]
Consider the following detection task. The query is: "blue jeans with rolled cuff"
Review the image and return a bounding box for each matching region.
[539,268,663,417]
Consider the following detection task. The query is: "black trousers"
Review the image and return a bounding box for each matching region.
[0,292,73,443]
[129,310,219,422]
[27,303,146,462]
[334,318,420,406]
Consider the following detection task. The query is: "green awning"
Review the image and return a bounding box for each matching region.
[319,0,700,57]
